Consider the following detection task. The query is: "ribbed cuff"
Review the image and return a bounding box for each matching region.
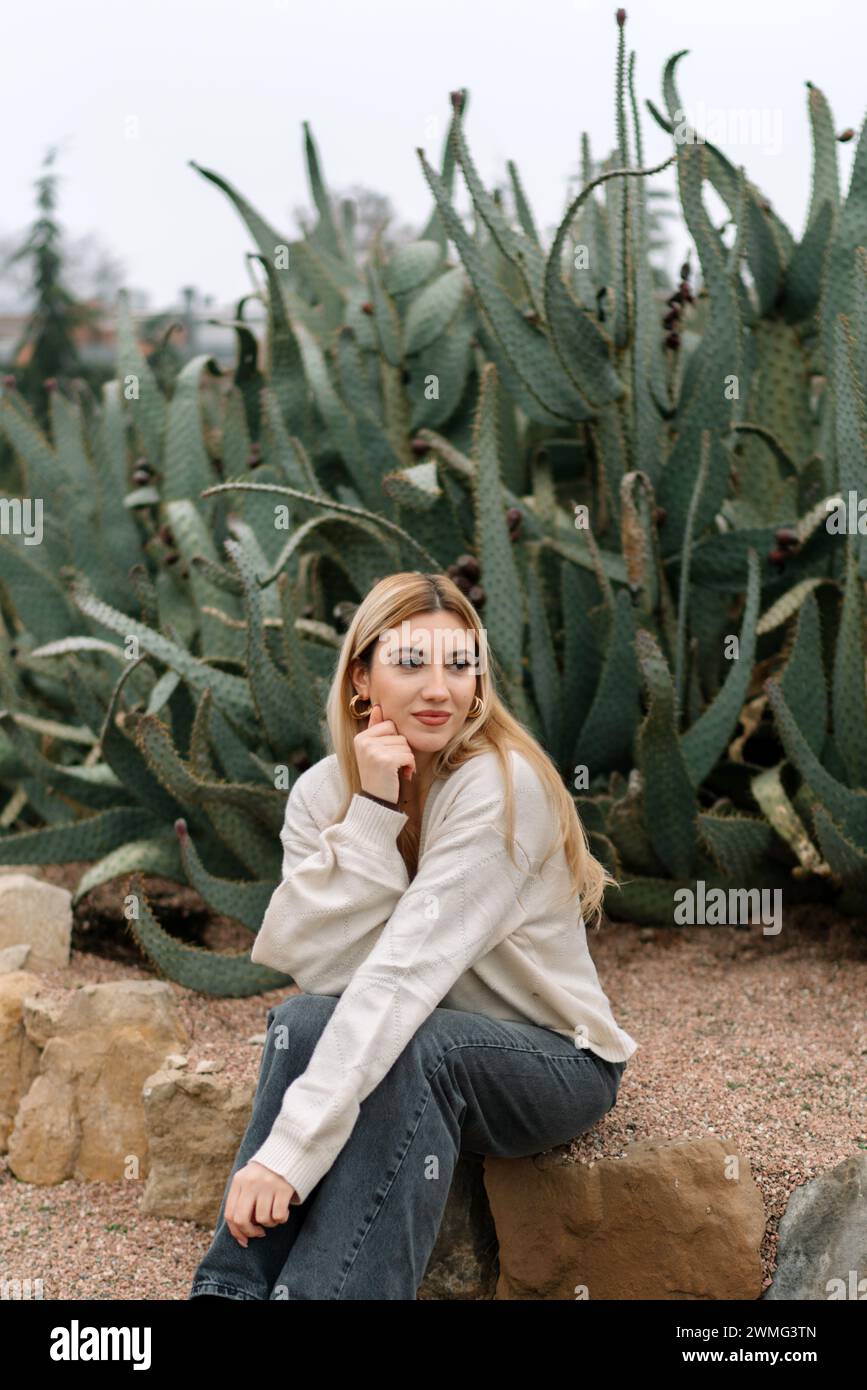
[249,1120,335,1206]
[341,792,408,846]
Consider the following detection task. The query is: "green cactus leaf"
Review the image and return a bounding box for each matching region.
[382,240,443,295]
[634,628,699,877]
[0,807,161,863]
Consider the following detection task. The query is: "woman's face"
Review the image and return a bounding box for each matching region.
[350,609,482,749]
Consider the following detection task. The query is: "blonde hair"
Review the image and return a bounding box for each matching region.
[322,571,618,930]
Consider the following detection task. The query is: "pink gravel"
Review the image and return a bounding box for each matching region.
[1,899,864,1299]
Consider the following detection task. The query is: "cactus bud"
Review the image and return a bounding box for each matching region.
[468,584,486,606]
[774,526,799,548]
[663,308,680,328]
[678,281,693,300]
[768,549,787,567]
[165,551,180,565]
[44,378,58,392]
[524,310,541,325]
[838,128,855,142]
[654,506,667,526]
[664,332,681,349]
[3,374,16,387]
[132,468,150,485]
[506,507,522,528]
[360,301,374,314]
[410,437,428,457]
[679,260,691,281]
[174,818,188,839]
[450,89,466,114]
[616,7,626,25]
[457,553,480,581]
[158,524,174,546]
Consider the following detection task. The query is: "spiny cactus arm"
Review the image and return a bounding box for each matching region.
[0,543,79,642]
[674,431,711,720]
[744,184,785,316]
[548,159,674,407]
[96,661,188,822]
[765,677,867,846]
[525,559,563,760]
[251,256,312,439]
[202,479,443,569]
[190,159,291,271]
[0,806,161,865]
[447,108,546,315]
[133,714,282,878]
[276,575,325,745]
[124,872,290,997]
[612,13,632,349]
[224,538,305,752]
[571,588,641,773]
[473,312,572,425]
[162,354,223,502]
[95,381,146,596]
[834,313,867,518]
[783,198,834,325]
[72,833,184,907]
[302,120,347,263]
[174,818,277,933]
[805,82,841,225]
[506,160,540,246]
[679,548,760,787]
[407,304,474,431]
[812,803,867,886]
[819,113,867,381]
[634,628,699,878]
[0,710,126,811]
[831,544,867,787]
[420,90,468,247]
[471,364,525,684]
[68,577,256,725]
[698,812,777,880]
[417,147,593,422]
[560,563,604,746]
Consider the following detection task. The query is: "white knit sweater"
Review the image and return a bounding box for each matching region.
[248,748,638,1202]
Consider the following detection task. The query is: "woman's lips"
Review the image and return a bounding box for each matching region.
[412,712,451,724]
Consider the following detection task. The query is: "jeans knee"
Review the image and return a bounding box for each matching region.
[267,992,338,1036]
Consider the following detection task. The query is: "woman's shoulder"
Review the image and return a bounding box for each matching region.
[284,753,345,825]
[444,746,552,812]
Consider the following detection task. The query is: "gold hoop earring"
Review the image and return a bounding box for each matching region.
[349,693,372,719]
[469,694,484,717]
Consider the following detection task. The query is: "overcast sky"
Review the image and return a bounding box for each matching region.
[2,0,864,311]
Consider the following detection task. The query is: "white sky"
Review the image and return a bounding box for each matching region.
[2,0,864,310]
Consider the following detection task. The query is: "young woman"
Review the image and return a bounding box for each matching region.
[188,570,638,1301]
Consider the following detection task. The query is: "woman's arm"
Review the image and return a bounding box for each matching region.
[249,768,410,994]
[248,754,554,1203]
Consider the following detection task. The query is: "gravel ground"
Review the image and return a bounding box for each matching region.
[1,895,864,1300]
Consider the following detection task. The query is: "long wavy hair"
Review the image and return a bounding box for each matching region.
[322,571,618,931]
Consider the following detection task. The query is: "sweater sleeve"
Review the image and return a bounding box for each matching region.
[248,760,551,1203]
[248,773,410,995]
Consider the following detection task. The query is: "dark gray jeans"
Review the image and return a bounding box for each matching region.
[188,992,627,1301]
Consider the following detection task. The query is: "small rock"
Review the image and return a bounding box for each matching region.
[194,1059,223,1074]
[0,943,32,973]
[0,875,72,971]
[164,1054,189,1069]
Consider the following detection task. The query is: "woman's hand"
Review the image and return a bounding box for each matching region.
[225,1160,298,1247]
[353,702,416,802]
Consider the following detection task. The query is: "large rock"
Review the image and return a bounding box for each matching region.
[485,1136,767,1300]
[139,1064,256,1226]
[419,1152,499,1299]
[0,874,72,971]
[0,971,43,1149]
[763,1153,867,1300]
[7,980,190,1183]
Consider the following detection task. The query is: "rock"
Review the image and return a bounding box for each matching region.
[0,972,43,1150]
[0,865,44,879]
[247,1034,268,1046]
[484,1136,766,1300]
[164,1054,189,1069]
[139,1068,256,1225]
[7,980,190,1183]
[0,875,72,971]
[194,1059,223,1074]
[762,1153,867,1300]
[418,1152,499,1299]
[0,944,32,973]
